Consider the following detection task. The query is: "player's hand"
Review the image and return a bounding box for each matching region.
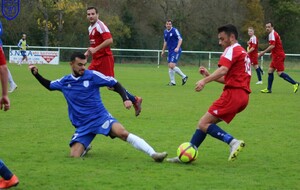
[84,51,89,58]
[199,66,209,77]
[123,100,132,109]
[28,64,38,75]
[161,50,165,57]
[0,96,10,111]
[174,48,179,52]
[87,47,97,55]
[258,51,264,58]
[195,79,205,92]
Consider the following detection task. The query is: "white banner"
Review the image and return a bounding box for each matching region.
[9,50,60,65]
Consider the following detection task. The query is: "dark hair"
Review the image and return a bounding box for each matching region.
[87,6,98,14]
[218,24,238,39]
[166,19,172,23]
[70,52,86,62]
[266,21,273,27]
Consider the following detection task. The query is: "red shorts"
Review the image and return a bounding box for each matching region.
[208,88,249,124]
[270,55,285,72]
[88,55,114,77]
[0,47,7,65]
[249,54,258,65]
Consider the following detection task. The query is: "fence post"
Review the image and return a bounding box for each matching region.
[157,50,160,68]
[208,52,211,70]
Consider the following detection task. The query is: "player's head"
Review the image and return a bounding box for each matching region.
[217,24,238,49]
[265,22,273,33]
[87,6,99,25]
[165,19,173,30]
[248,27,254,36]
[70,52,87,77]
[22,34,26,40]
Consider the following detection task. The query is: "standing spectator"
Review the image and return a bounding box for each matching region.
[247,27,263,84]
[167,24,250,163]
[29,52,167,162]
[84,6,142,117]
[161,19,188,86]
[17,33,29,65]
[259,22,299,93]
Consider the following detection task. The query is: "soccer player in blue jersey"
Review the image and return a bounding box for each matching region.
[161,19,188,86]
[17,34,29,65]
[29,52,167,161]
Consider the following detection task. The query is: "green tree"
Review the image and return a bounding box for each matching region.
[268,0,300,53]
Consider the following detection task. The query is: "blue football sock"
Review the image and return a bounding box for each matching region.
[124,89,136,103]
[256,68,262,81]
[0,160,13,180]
[268,73,274,91]
[206,124,233,144]
[279,72,297,85]
[190,129,207,148]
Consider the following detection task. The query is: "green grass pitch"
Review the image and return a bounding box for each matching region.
[0,62,299,189]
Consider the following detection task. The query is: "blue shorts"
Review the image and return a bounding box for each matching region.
[20,50,26,57]
[167,51,181,64]
[69,118,118,149]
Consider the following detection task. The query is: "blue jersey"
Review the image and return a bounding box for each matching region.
[50,70,117,131]
[163,27,182,53]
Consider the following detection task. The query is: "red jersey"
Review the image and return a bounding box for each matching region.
[248,35,258,62]
[218,43,251,93]
[268,30,285,57]
[88,20,113,59]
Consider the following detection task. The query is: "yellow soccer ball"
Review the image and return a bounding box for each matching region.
[177,142,198,163]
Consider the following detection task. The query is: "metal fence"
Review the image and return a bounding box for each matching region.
[3,45,300,70]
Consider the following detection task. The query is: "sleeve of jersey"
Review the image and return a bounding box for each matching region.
[101,32,112,41]
[92,70,117,87]
[218,56,232,69]
[269,40,275,46]
[17,40,21,48]
[50,77,64,91]
[175,29,182,40]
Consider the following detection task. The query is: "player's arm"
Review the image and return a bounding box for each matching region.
[161,40,167,56]
[113,82,129,102]
[29,65,51,90]
[199,66,225,83]
[176,38,182,49]
[17,40,22,49]
[0,64,10,111]
[88,38,113,55]
[259,44,275,57]
[112,82,132,109]
[195,66,228,92]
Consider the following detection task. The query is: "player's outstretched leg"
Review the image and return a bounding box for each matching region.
[126,133,167,162]
[151,152,168,162]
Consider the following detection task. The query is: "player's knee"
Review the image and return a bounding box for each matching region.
[197,120,209,133]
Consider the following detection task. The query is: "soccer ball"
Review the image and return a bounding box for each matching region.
[177,142,198,163]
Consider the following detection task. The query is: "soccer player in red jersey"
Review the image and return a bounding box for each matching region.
[259,22,299,93]
[168,24,250,162]
[84,6,143,116]
[0,23,19,188]
[247,27,263,84]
